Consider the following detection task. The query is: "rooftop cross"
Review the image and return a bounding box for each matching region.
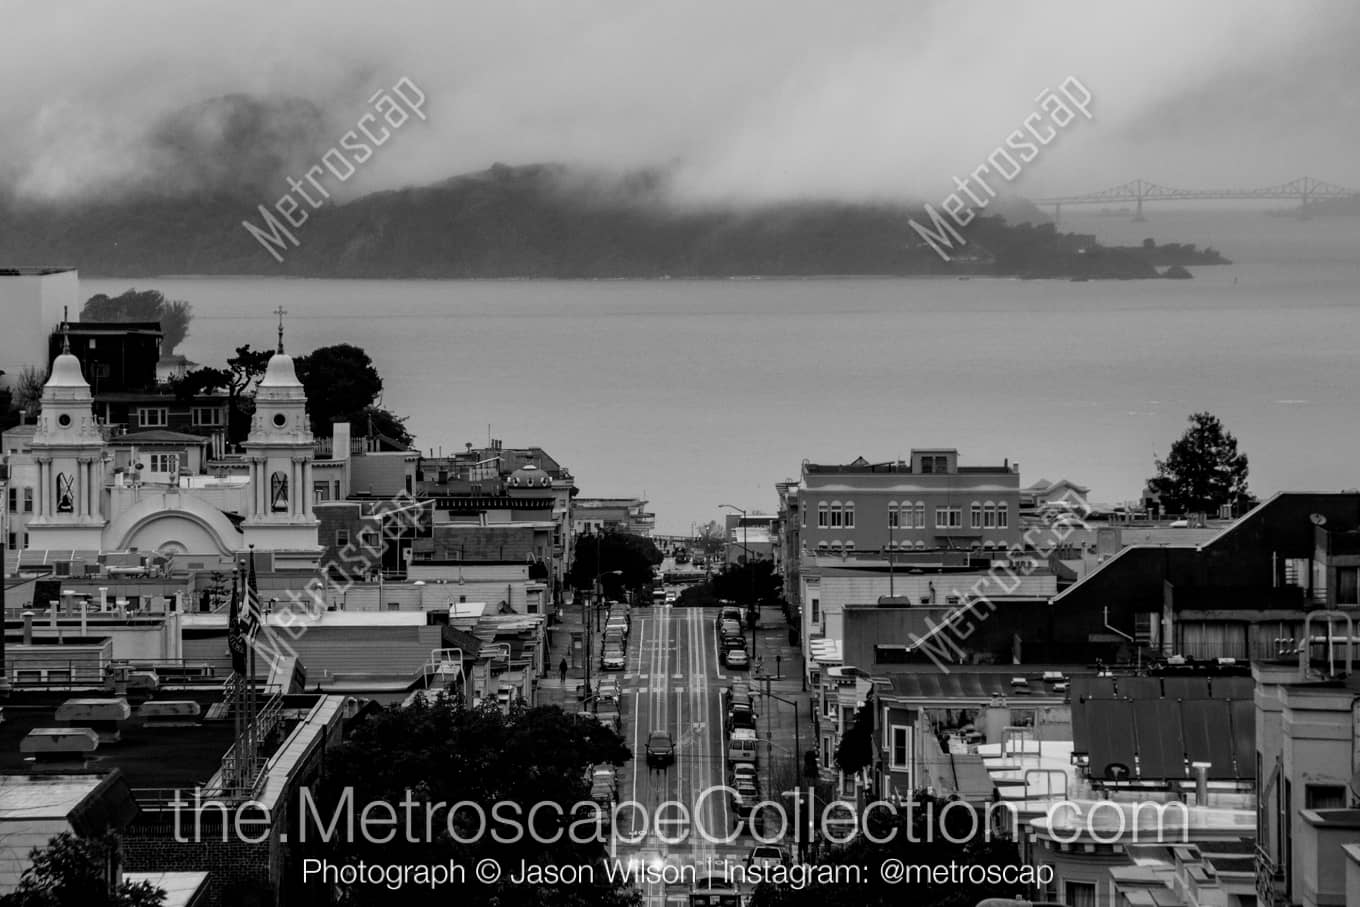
[273,305,287,353]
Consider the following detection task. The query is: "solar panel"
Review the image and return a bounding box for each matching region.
[1120,677,1163,701]
[1163,677,1211,701]
[1181,699,1236,777]
[1133,699,1185,778]
[1229,699,1256,779]
[1087,700,1137,777]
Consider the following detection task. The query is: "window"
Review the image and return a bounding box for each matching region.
[890,725,910,770]
[1306,784,1347,809]
[149,453,178,473]
[335,529,350,547]
[314,482,330,503]
[1063,881,1096,907]
[970,502,982,529]
[829,501,843,528]
[6,487,15,512]
[1339,568,1359,606]
[55,473,74,513]
[23,532,29,547]
[887,502,899,528]
[914,502,925,528]
[817,541,828,551]
[935,507,961,529]
[23,488,33,513]
[817,501,829,528]
[844,501,855,528]
[811,598,820,623]
[270,471,289,512]
[845,541,855,551]
[6,533,14,550]
[191,407,222,426]
[136,407,168,428]
[919,454,949,474]
[996,504,1009,528]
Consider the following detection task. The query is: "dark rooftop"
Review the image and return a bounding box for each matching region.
[0,690,246,790]
[0,267,74,276]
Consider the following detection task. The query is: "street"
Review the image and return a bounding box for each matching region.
[608,601,805,905]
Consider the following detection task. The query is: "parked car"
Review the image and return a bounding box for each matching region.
[725,648,750,670]
[602,646,627,671]
[645,730,676,767]
[597,677,621,702]
[730,780,760,817]
[727,706,756,733]
[719,606,742,624]
[730,763,758,788]
[746,845,786,871]
[718,619,743,638]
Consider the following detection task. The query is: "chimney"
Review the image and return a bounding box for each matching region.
[22,611,33,645]
[1192,762,1210,804]
[332,421,352,462]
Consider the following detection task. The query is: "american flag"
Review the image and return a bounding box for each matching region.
[227,550,263,676]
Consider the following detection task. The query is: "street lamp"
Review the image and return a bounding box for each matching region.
[593,569,623,632]
[720,504,756,660]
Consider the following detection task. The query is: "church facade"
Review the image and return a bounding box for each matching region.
[12,337,322,570]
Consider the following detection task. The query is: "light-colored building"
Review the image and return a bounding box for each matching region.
[724,511,777,564]
[573,497,655,537]
[0,267,77,396]
[6,337,321,570]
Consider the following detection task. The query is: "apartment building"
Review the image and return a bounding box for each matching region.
[799,449,1022,556]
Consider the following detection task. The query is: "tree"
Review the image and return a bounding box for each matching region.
[568,532,662,595]
[296,694,637,907]
[711,559,782,608]
[171,344,272,446]
[695,520,725,561]
[834,692,875,776]
[355,405,415,449]
[292,344,383,437]
[81,289,192,353]
[0,833,164,907]
[13,364,47,413]
[1149,411,1256,515]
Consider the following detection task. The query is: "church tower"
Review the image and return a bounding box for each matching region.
[241,309,321,566]
[27,334,108,550]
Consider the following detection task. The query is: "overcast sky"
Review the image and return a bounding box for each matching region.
[2,0,1356,205]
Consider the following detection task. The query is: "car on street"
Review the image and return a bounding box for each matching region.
[597,677,621,702]
[719,606,743,624]
[645,730,676,767]
[729,763,758,788]
[726,706,756,733]
[718,619,742,638]
[730,779,760,816]
[725,648,750,670]
[602,646,626,671]
[746,845,787,871]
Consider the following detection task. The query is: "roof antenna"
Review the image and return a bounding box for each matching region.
[273,305,287,353]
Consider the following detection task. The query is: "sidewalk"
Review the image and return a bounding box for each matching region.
[537,605,590,710]
[745,604,815,788]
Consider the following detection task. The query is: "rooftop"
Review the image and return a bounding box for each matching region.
[0,690,246,789]
[0,267,74,276]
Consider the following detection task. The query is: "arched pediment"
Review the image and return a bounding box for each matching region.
[105,495,243,557]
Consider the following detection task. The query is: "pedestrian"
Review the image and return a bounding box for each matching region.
[559,657,568,683]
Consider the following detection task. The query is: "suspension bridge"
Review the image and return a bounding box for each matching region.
[1036,177,1360,224]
